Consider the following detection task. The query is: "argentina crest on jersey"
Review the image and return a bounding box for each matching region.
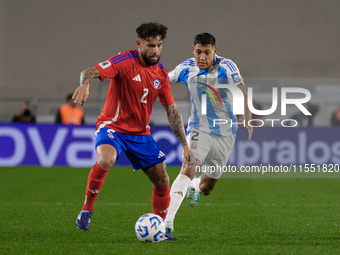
[153,79,160,89]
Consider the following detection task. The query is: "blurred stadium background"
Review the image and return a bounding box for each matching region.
[0,0,339,126]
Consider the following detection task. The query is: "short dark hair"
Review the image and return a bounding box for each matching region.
[194,33,216,46]
[136,22,168,40]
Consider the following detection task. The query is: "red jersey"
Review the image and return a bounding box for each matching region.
[94,49,175,135]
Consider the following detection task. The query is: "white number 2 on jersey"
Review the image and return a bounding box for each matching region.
[140,88,149,104]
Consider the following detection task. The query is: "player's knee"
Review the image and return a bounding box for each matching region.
[201,189,213,196]
[201,189,212,196]
[156,173,169,187]
[97,158,115,170]
[199,183,213,196]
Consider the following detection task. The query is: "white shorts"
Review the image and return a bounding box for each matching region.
[188,129,235,179]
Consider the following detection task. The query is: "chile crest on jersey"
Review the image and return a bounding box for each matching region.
[153,79,160,89]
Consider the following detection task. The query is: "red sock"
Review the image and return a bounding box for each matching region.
[152,185,170,220]
[81,162,110,212]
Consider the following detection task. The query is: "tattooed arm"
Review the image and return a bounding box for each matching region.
[164,103,191,161]
[72,67,100,107]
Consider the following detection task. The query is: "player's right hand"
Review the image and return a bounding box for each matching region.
[72,84,89,107]
[182,145,191,163]
[182,147,197,178]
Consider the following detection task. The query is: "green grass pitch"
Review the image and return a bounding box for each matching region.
[1,166,340,255]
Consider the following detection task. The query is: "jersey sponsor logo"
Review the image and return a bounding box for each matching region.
[98,61,111,69]
[132,74,142,82]
[153,79,160,89]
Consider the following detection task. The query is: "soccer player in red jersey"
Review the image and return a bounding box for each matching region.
[73,22,189,240]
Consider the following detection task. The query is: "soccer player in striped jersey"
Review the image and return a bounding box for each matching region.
[164,33,253,236]
[73,22,189,240]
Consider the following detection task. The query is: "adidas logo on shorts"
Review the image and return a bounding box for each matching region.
[158,151,165,158]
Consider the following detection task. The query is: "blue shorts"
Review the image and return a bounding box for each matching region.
[95,128,166,170]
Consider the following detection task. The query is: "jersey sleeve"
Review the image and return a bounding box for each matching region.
[168,66,180,83]
[226,60,244,86]
[93,57,119,82]
[159,74,175,106]
[168,62,189,84]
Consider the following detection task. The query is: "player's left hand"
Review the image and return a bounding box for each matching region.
[73,84,89,107]
[246,124,253,140]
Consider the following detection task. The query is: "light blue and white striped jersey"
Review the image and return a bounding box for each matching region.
[168,55,243,137]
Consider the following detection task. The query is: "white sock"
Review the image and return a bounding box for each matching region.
[191,176,202,193]
[166,174,191,222]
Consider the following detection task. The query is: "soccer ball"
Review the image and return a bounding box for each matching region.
[135,213,166,242]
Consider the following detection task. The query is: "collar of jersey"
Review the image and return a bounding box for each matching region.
[197,55,218,74]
